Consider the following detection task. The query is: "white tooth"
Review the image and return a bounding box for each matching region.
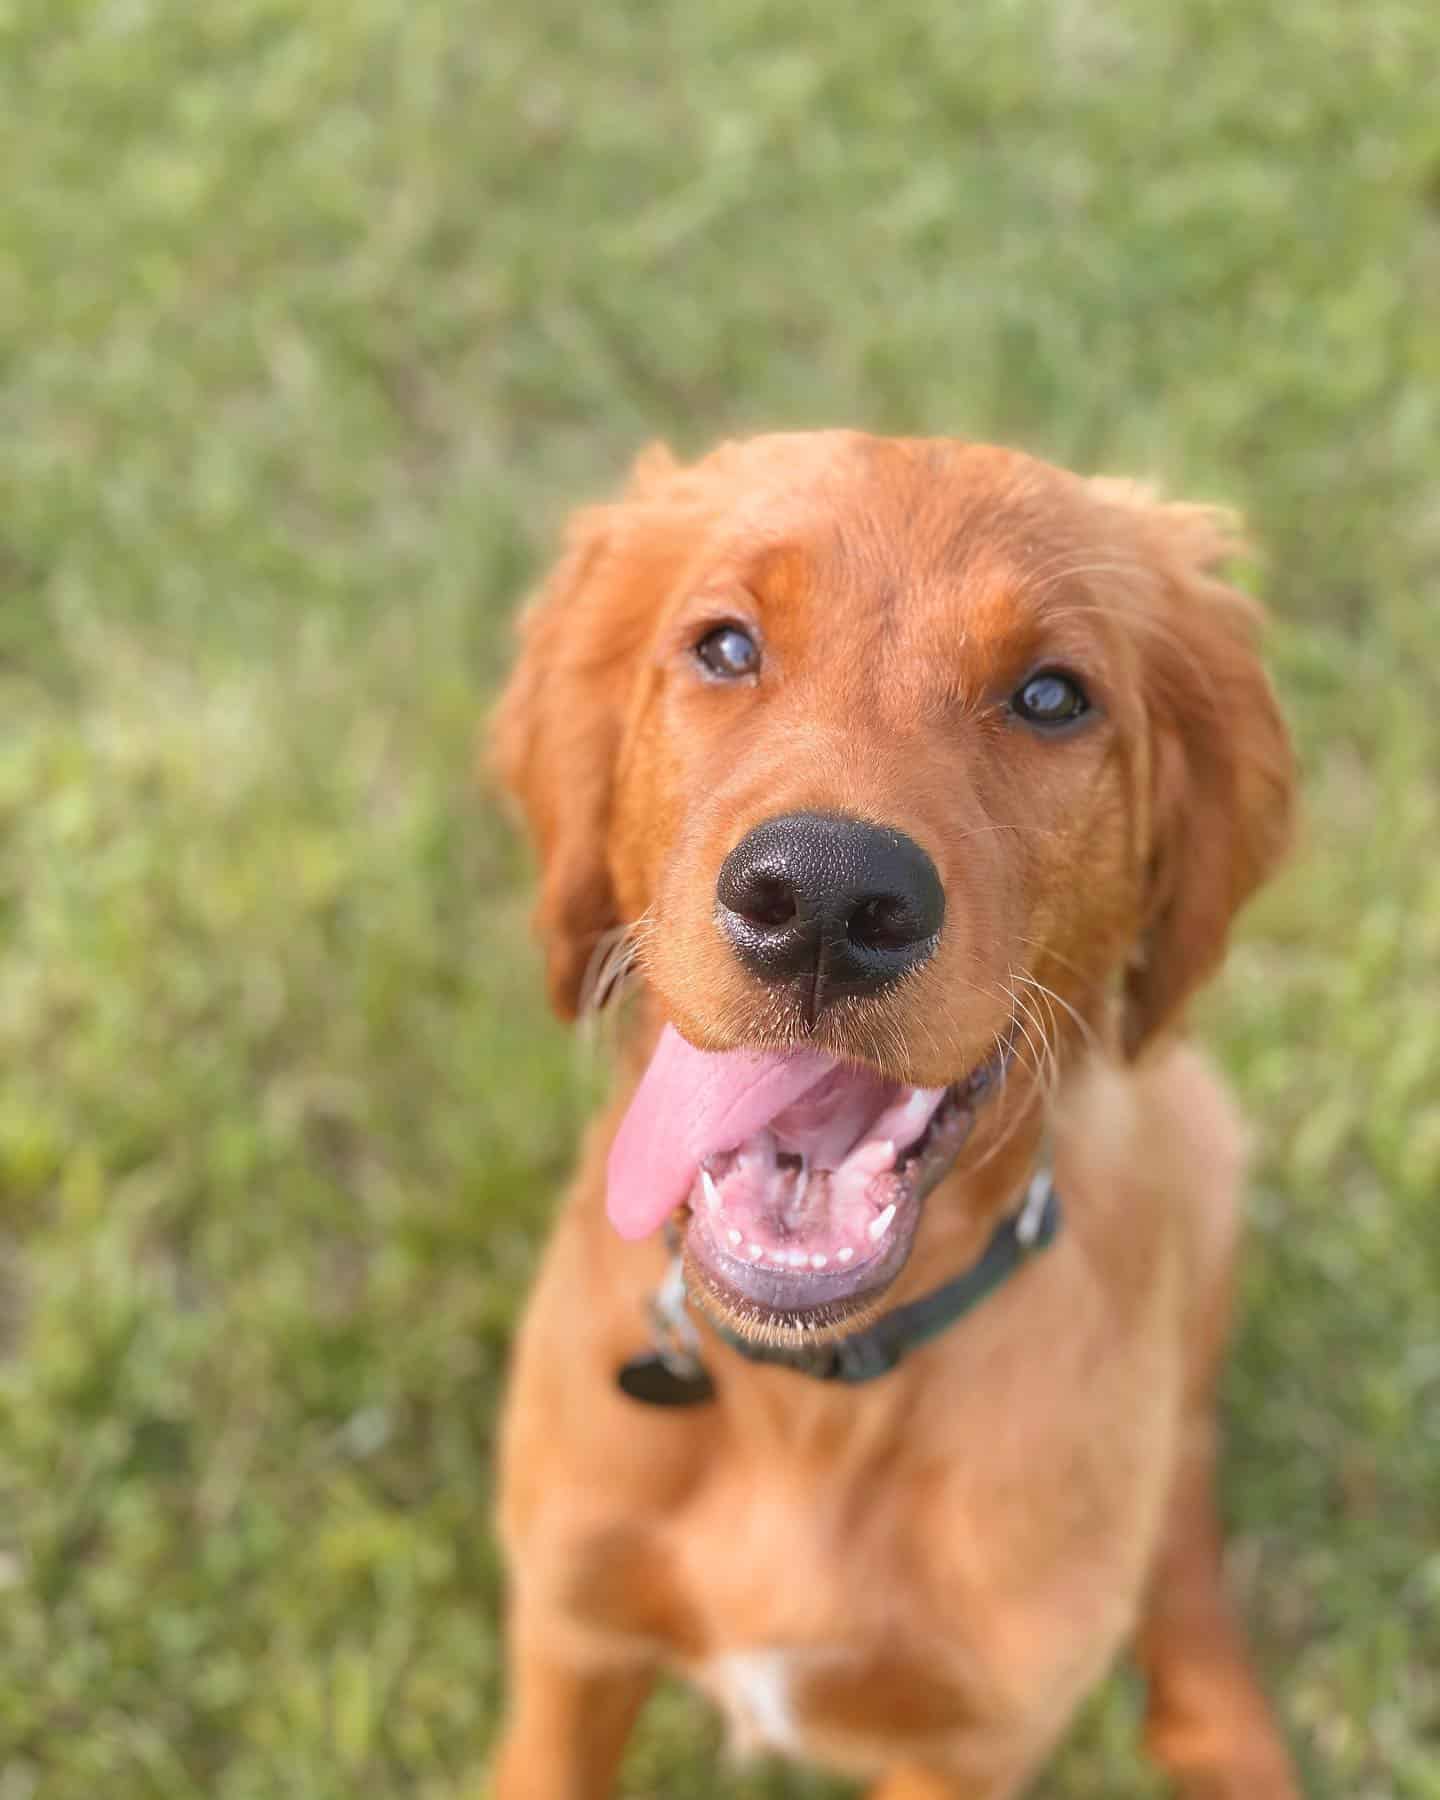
[868,1203,897,1242]
[837,1246,855,1264]
[788,1249,808,1268]
[727,1227,743,1247]
[810,1253,828,1270]
[702,1170,722,1212]
[901,1089,934,1128]
[769,1250,790,1265]
[747,1243,764,1260]
[848,1138,896,1174]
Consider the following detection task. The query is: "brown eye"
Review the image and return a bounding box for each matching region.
[1012,670,1089,727]
[694,624,761,680]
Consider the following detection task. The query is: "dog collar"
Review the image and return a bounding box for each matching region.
[616,1167,1061,1406]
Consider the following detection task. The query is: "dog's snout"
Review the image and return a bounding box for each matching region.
[716,811,944,1003]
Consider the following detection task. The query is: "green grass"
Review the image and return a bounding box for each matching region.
[1,1,1438,1794]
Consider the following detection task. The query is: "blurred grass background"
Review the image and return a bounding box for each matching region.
[1,0,1437,1794]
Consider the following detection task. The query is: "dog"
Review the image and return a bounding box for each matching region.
[489,432,1300,1798]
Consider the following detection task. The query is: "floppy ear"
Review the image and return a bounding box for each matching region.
[1094,485,1297,1057]
[491,445,686,1018]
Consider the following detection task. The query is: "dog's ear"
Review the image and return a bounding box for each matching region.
[491,445,687,1018]
[1091,484,1297,1058]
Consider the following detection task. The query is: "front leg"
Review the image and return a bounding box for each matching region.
[489,1610,655,1800]
[1136,1423,1299,1799]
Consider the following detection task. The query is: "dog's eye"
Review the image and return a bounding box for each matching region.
[1012,670,1089,727]
[694,624,761,680]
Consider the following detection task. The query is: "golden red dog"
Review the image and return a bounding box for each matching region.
[490,433,1299,1797]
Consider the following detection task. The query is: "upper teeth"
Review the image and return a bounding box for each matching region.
[900,1090,935,1130]
[702,1170,722,1212]
[847,1137,896,1175]
[868,1203,897,1242]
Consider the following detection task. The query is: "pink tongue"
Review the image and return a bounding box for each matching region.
[606,1025,836,1240]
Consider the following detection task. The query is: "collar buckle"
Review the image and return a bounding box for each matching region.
[648,1254,706,1381]
[1015,1167,1054,1247]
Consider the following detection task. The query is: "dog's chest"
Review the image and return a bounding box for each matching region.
[694,1634,993,1767]
[669,1404,1165,1766]
[670,1472,1003,1765]
[685,1554,1131,1775]
[703,1650,809,1757]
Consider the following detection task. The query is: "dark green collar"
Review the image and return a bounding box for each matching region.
[617,1170,1061,1406]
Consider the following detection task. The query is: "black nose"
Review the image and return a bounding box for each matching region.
[716,812,944,1007]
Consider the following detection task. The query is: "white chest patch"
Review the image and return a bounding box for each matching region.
[708,1649,808,1757]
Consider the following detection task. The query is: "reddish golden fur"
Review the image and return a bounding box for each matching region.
[490,434,1299,1796]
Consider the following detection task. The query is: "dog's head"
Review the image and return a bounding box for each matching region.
[494,434,1294,1341]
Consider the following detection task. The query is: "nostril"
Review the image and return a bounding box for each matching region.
[847,893,922,952]
[717,851,800,932]
[737,873,797,929]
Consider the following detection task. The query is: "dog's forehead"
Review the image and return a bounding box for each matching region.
[708,443,1087,628]
[724,510,1075,676]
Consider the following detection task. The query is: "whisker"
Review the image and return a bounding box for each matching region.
[576,907,657,1056]
[1012,970,1104,1059]
[966,969,1058,1175]
[949,822,1064,843]
[1014,935,1097,988]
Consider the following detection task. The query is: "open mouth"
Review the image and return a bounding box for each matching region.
[606,1026,1009,1343]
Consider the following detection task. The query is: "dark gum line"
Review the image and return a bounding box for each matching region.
[685,1216,917,1317]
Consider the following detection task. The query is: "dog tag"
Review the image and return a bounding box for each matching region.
[616,1354,715,1408]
